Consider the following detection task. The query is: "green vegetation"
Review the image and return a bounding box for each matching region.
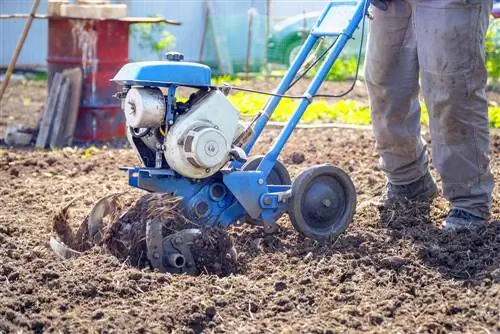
[490,106,500,128]
[228,92,372,125]
[228,92,500,129]
[130,20,176,60]
[486,18,500,83]
[325,56,359,81]
[25,72,48,81]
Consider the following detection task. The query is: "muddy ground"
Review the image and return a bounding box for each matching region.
[0,79,499,333]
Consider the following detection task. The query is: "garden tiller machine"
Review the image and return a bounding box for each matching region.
[60,0,384,274]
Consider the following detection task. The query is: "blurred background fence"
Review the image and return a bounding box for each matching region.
[1,0,499,82]
[1,0,365,76]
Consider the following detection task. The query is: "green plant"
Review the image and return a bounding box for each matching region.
[226,92,500,129]
[131,20,176,60]
[490,106,500,128]
[325,56,360,81]
[26,72,48,81]
[212,75,242,86]
[295,56,361,82]
[486,18,500,83]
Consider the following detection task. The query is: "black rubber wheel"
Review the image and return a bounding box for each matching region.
[289,164,356,241]
[241,155,291,186]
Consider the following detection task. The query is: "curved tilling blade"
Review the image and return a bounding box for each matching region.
[50,193,237,276]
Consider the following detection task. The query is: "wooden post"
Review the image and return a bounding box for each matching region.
[264,0,271,78]
[0,0,42,104]
[199,0,209,62]
[245,4,255,79]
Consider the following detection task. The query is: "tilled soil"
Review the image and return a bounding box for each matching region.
[0,127,499,333]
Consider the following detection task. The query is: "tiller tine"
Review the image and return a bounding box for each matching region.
[49,236,82,260]
[87,192,124,244]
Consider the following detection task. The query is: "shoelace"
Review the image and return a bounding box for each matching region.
[388,182,412,194]
[449,209,475,220]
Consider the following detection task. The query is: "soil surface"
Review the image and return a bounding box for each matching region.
[0,127,499,333]
[0,79,499,333]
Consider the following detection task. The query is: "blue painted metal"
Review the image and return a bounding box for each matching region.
[223,170,268,219]
[123,0,370,229]
[112,61,212,87]
[242,0,368,161]
[184,181,236,224]
[239,33,318,159]
[256,0,370,179]
[126,167,247,226]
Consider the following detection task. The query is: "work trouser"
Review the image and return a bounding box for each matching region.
[365,0,494,218]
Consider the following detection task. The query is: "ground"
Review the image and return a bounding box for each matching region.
[0,79,499,333]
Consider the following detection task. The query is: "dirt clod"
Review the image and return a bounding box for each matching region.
[291,152,306,164]
[9,167,19,177]
[274,281,287,292]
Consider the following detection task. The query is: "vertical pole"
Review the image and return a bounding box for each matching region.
[0,0,42,103]
[302,9,307,43]
[264,0,271,78]
[199,0,210,62]
[245,3,255,79]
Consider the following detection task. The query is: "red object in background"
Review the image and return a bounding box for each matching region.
[493,3,500,18]
[47,18,128,141]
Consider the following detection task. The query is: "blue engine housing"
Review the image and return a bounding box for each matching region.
[112,60,212,87]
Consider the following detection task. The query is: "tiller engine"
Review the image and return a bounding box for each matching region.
[51,0,379,274]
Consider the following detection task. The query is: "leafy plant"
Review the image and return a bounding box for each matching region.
[325,56,360,81]
[490,106,500,128]
[131,20,176,60]
[486,18,500,83]
[227,92,499,128]
[212,75,242,86]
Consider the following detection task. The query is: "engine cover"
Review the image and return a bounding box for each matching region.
[183,125,228,168]
[164,90,239,178]
[124,87,165,128]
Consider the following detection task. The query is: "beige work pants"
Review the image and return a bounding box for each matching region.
[365,0,494,218]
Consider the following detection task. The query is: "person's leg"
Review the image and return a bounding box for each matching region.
[415,0,494,227]
[365,0,436,202]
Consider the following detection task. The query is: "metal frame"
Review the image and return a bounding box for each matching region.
[126,0,371,228]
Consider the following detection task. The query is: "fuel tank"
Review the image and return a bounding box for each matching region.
[112,61,212,88]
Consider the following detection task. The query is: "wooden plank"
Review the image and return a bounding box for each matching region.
[61,68,83,146]
[60,4,127,20]
[49,77,70,149]
[36,72,63,148]
[48,0,68,17]
[0,14,181,26]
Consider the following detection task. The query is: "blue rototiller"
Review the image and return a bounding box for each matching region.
[104,0,384,274]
